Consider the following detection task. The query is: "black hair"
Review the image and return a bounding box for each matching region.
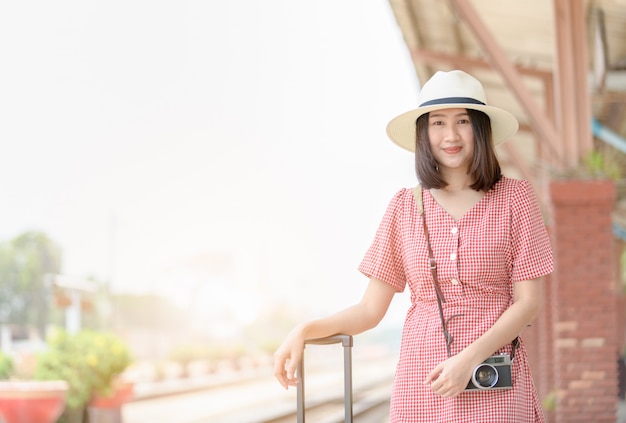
[414,108,501,191]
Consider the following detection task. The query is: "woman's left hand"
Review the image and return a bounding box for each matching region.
[425,354,476,398]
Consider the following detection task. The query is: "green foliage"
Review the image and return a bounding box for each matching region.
[34,329,132,410]
[0,351,13,379]
[555,149,623,181]
[542,388,558,412]
[582,150,622,180]
[0,231,62,337]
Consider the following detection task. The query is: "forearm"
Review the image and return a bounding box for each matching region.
[462,281,542,366]
[296,277,395,340]
[426,279,543,397]
[274,278,395,389]
[296,303,381,341]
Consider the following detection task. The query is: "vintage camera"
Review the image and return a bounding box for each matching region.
[465,354,512,390]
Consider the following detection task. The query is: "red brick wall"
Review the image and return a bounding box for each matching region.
[530,272,555,416]
[524,272,553,403]
[615,239,626,356]
[547,180,618,422]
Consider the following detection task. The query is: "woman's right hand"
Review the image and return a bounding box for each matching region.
[273,326,306,389]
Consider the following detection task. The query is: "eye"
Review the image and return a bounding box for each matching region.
[430,120,444,126]
[458,118,471,125]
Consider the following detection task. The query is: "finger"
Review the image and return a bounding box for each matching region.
[439,382,464,398]
[286,360,298,381]
[443,387,462,398]
[424,365,442,385]
[449,388,462,398]
[433,384,449,398]
[273,367,288,389]
[273,353,290,389]
[428,376,443,394]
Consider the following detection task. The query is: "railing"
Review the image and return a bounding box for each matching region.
[592,117,626,155]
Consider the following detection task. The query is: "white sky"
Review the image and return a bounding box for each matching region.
[0,0,420,326]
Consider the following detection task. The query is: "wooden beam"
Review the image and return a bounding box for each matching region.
[449,0,564,169]
[410,48,553,80]
[553,0,581,166]
[571,0,594,159]
[501,142,536,185]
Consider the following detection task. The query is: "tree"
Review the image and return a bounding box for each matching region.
[0,231,62,339]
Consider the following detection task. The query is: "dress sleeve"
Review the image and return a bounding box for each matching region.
[358,189,407,292]
[510,180,554,282]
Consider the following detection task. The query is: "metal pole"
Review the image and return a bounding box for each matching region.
[297,352,305,423]
[344,342,353,423]
[297,335,353,422]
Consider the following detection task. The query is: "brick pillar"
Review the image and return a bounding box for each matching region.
[537,272,555,419]
[549,179,617,422]
[615,239,626,401]
[525,273,553,405]
[615,238,626,356]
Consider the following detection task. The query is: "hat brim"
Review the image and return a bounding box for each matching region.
[386,103,519,152]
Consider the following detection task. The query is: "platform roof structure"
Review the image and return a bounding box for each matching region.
[387,0,626,232]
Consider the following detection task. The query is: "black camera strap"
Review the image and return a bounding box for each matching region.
[413,184,519,361]
[421,201,462,359]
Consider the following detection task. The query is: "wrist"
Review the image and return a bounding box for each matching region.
[460,344,490,369]
[294,322,313,340]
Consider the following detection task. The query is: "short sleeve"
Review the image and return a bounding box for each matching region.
[510,180,554,282]
[358,189,408,292]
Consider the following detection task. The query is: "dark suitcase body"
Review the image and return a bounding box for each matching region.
[296,334,353,423]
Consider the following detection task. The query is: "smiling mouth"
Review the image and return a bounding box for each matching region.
[443,147,462,154]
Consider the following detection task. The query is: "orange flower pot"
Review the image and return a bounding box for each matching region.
[0,380,68,423]
[89,380,134,409]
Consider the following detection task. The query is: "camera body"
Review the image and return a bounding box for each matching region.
[465,354,512,390]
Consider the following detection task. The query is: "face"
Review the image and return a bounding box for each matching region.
[427,108,475,172]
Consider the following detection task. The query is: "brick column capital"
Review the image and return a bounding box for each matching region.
[549,179,616,207]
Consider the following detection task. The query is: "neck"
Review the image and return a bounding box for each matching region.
[438,169,474,192]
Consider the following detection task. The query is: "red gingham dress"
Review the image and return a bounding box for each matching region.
[359,177,554,423]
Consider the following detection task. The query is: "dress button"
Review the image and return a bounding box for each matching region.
[450,253,457,261]
[451,278,460,285]
[451,227,458,234]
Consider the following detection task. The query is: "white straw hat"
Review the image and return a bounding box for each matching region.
[386,70,519,152]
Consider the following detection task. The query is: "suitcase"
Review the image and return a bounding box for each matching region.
[296,334,353,423]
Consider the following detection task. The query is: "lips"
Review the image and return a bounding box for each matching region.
[443,146,462,154]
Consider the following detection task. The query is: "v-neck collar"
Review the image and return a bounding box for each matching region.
[424,186,491,223]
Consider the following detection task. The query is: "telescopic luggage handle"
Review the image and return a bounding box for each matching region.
[296,334,353,423]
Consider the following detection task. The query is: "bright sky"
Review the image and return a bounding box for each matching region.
[1,0,420,327]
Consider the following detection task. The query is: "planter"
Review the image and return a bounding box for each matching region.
[87,380,134,423]
[0,380,69,423]
[89,379,134,408]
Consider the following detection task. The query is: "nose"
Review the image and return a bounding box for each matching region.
[444,123,461,141]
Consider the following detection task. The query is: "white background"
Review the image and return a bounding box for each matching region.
[0,0,420,328]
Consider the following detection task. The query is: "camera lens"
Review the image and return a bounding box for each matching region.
[472,363,499,389]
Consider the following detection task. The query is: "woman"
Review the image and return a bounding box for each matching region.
[273,70,554,422]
